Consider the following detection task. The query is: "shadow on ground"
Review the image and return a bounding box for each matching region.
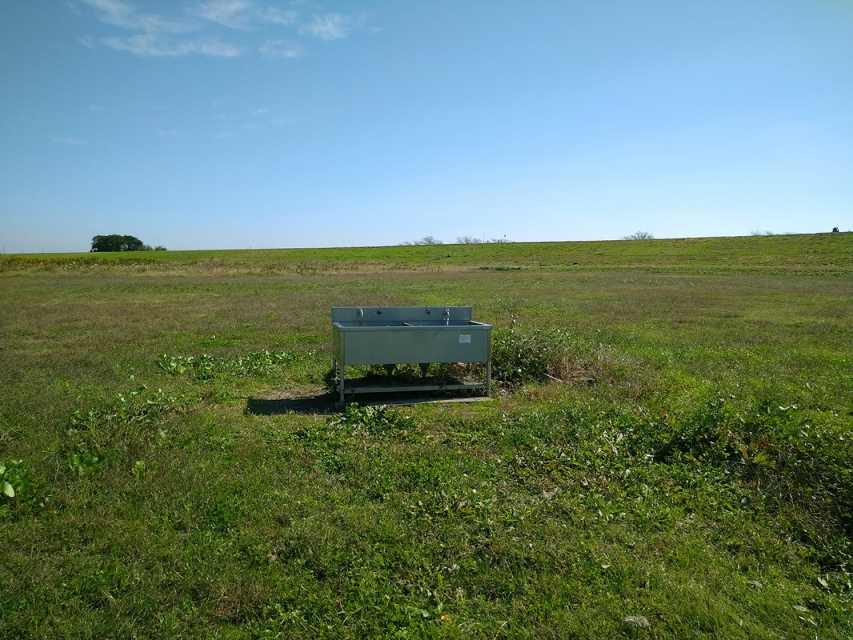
[246,380,495,415]
[246,391,337,415]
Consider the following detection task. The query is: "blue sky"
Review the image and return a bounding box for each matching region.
[1,0,851,253]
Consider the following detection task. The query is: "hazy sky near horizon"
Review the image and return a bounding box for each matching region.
[1,0,851,253]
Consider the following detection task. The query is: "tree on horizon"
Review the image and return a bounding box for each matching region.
[90,235,146,252]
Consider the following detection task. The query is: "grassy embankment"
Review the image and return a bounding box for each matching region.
[1,233,851,638]
[2,232,848,275]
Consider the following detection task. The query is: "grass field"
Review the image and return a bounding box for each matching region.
[1,234,851,638]
[3,232,850,275]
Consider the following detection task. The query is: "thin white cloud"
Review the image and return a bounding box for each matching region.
[249,108,270,115]
[196,38,243,57]
[103,34,242,57]
[103,34,188,55]
[261,7,296,26]
[53,137,89,145]
[81,0,349,59]
[299,13,349,40]
[84,0,245,57]
[194,0,253,29]
[260,39,301,60]
[84,0,195,34]
[194,0,297,28]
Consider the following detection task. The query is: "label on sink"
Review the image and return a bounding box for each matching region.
[459,333,472,343]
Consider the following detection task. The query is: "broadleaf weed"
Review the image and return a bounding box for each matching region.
[0,459,45,515]
[157,349,307,380]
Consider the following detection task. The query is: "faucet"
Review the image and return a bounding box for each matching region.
[357,308,364,318]
[443,307,450,325]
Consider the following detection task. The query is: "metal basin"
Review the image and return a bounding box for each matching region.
[331,306,492,403]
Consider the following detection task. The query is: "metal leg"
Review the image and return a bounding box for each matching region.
[339,360,345,405]
[486,359,491,397]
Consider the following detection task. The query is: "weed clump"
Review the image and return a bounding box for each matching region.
[157,349,306,380]
[0,460,44,515]
[64,386,182,468]
[490,319,612,386]
[623,395,853,567]
[327,404,413,437]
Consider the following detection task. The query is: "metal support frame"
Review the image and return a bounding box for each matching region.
[337,359,345,406]
[336,359,491,405]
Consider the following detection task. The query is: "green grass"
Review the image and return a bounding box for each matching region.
[1,234,851,638]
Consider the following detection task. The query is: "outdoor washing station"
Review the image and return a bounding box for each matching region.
[331,306,493,404]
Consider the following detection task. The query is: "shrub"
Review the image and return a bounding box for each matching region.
[621,231,654,240]
[489,319,622,387]
[491,320,564,384]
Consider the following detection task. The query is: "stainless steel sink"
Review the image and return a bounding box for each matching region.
[332,306,492,404]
